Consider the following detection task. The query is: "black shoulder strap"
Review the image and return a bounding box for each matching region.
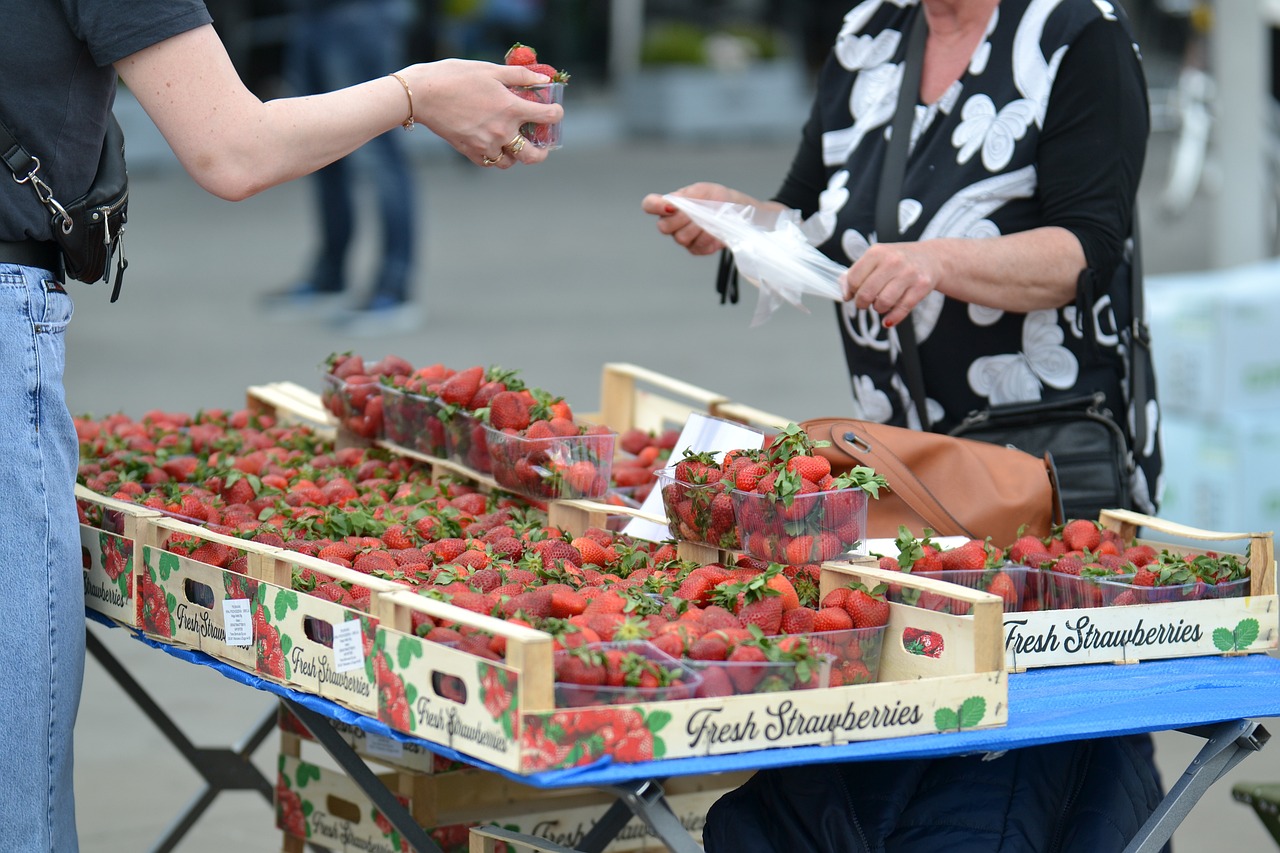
[876,8,931,429]
[0,113,43,185]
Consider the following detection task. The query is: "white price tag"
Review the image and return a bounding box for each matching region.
[362,733,405,762]
[222,598,253,646]
[623,412,766,542]
[332,619,365,673]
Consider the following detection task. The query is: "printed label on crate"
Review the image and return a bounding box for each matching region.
[375,625,1005,774]
[1002,596,1278,670]
[81,526,136,625]
[277,755,411,853]
[256,579,379,714]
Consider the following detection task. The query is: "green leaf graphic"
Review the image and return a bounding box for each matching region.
[653,735,667,759]
[959,696,987,729]
[646,709,672,734]
[275,589,299,620]
[1235,618,1261,649]
[296,762,321,787]
[396,636,423,669]
[158,550,179,580]
[282,633,293,656]
[935,708,959,731]
[1213,627,1236,652]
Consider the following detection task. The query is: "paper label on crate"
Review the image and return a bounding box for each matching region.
[222,598,252,645]
[361,732,405,762]
[331,619,365,673]
[624,412,766,542]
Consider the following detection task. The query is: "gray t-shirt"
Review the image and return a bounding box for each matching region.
[0,0,212,241]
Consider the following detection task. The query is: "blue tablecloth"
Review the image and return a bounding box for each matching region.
[90,610,1280,790]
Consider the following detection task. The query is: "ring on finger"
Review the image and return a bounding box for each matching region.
[482,151,505,166]
[503,133,527,155]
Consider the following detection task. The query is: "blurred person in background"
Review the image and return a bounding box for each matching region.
[264,0,424,334]
[0,4,559,850]
[642,0,1166,849]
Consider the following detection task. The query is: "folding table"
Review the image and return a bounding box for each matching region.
[87,610,1280,853]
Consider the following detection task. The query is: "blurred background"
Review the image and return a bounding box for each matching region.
[71,1,1280,850]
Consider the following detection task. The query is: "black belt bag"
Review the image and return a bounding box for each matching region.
[0,113,128,301]
[948,392,1134,524]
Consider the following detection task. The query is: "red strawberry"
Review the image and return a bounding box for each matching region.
[488,390,532,431]
[504,43,538,66]
[779,607,816,635]
[986,571,1020,610]
[844,583,890,629]
[737,596,783,636]
[438,366,484,408]
[1062,519,1102,553]
[813,606,854,632]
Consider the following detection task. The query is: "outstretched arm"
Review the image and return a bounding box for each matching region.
[116,25,563,200]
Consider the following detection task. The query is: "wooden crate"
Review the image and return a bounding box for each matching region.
[591,362,729,435]
[246,380,336,431]
[365,565,1005,776]
[77,485,162,629]
[1000,509,1278,671]
[277,732,750,853]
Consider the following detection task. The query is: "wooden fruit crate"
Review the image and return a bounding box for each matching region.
[277,729,750,853]
[1001,509,1278,671]
[365,563,1005,776]
[77,484,162,629]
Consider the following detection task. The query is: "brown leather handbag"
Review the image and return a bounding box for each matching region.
[801,417,1063,546]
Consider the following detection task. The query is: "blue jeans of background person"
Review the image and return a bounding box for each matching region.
[287,0,417,305]
[0,264,82,852]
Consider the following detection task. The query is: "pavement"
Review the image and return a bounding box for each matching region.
[67,85,1280,852]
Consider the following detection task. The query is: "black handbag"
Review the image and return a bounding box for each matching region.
[0,112,128,300]
[881,9,1136,523]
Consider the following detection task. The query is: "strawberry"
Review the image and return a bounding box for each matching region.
[843,583,890,629]
[524,62,570,84]
[504,43,538,66]
[1062,519,1102,553]
[487,390,532,431]
[725,644,768,692]
[695,666,736,698]
[737,595,783,636]
[785,454,831,484]
[985,570,1020,610]
[940,539,988,572]
[779,607,816,635]
[813,606,854,632]
[438,365,484,408]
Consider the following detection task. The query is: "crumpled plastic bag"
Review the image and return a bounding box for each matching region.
[664,194,848,326]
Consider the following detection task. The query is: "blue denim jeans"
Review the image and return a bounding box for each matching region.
[0,264,82,851]
[287,0,417,303]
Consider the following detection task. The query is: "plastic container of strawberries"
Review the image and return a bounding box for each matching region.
[730,486,867,564]
[655,468,739,550]
[1098,575,1250,606]
[887,566,1033,613]
[797,627,886,685]
[319,371,383,439]
[1038,569,1135,610]
[483,424,616,501]
[380,385,448,457]
[443,409,492,474]
[553,641,701,707]
[684,647,836,697]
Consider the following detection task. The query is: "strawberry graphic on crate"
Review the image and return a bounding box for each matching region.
[902,627,945,658]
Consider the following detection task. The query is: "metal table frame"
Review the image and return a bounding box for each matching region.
[87,615,1277,853]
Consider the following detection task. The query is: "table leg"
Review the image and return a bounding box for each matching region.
[86,628,282,853]
[1123,719,1271,853]
[574,778,702,853]
[282,698,445,853]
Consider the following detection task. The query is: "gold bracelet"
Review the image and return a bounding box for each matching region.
[390,72,414,131]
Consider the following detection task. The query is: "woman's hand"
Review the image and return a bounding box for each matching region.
[841,241,946,328]
[410,60,563,168]
[641,182,772,256]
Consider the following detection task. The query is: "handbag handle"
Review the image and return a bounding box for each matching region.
[875,10,931,429]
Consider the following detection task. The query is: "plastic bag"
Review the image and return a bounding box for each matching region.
[664,194,848,326]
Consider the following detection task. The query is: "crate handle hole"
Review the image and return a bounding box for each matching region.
[304,616,335,648]
[82,546,92,571]
[901,626,945,659]
[182,579,215,609]
[431,672,468,705]
[325,795,362,824]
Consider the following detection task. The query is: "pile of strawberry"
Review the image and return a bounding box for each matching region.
[76,408,891,699]
[659,423,888,563]
[880,518,1251,612]
[554,643,698,706]
[877,525,1021,613]
[503,43,569,147]
[320,352,414,439]
[323,351,676,504]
